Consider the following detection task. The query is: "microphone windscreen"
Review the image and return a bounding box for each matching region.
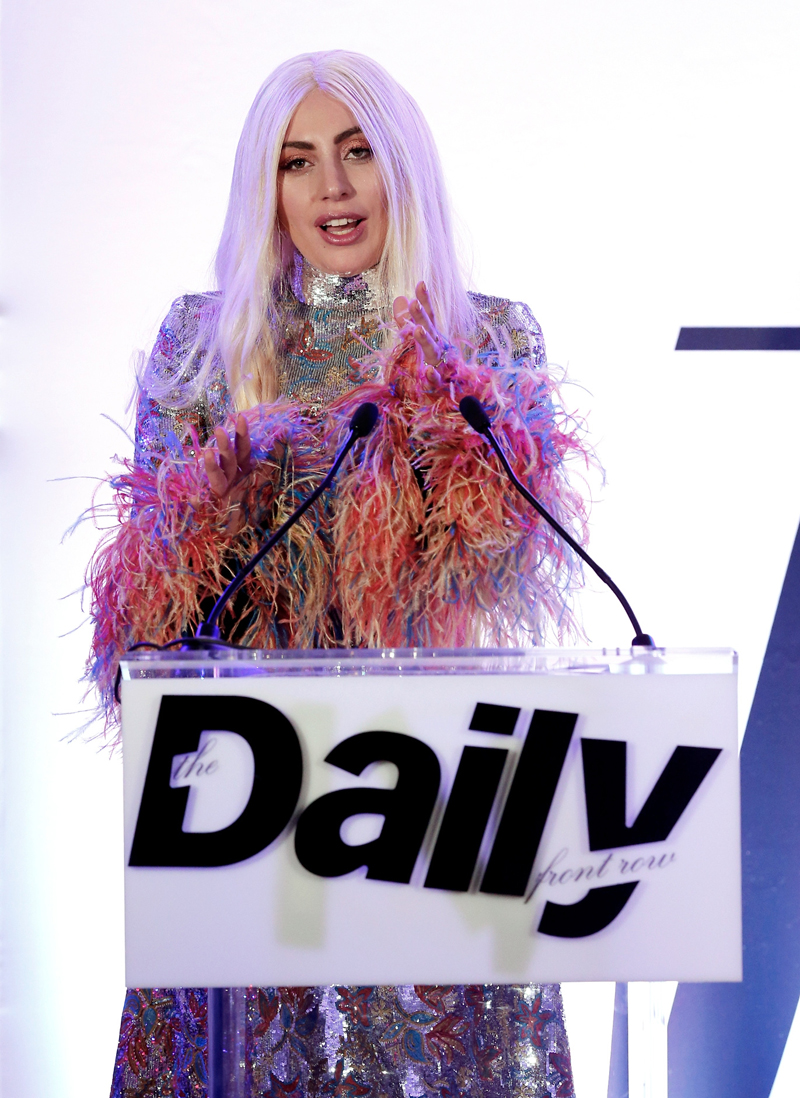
[350,401,380,438]
[459,395,492,434]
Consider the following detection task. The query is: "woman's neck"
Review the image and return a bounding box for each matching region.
[289,252,388,311]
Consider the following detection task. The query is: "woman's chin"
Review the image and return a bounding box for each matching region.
[298,243,382,278]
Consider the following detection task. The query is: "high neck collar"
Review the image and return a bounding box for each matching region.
[288,252,388,311]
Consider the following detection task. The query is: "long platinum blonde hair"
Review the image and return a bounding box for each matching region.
[154,50,476,410]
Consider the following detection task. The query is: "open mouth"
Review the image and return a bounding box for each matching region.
[321,217,364,236]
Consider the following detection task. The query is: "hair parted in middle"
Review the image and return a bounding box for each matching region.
[181,50,476,410]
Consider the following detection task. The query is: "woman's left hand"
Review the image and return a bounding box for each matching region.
[203,413,254,535]
[393,281,448,368]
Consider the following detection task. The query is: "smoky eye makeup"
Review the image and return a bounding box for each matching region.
[279,155,311,172]
[342,141,373,161]
[277,136,373,171]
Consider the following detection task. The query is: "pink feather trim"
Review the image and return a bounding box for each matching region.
[85,338,591,746]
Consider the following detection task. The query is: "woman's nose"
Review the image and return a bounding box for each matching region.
[316,154,354,201]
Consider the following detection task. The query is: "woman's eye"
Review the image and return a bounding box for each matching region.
[280,157,309,172]
[345,145,372,161]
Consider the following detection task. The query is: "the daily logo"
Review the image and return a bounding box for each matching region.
[129,694,721,939]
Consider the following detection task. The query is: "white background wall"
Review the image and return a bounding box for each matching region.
[1,1,799,1096]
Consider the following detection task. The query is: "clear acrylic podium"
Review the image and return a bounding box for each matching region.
[119,645,739,1098]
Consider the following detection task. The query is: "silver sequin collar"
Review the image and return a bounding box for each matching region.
[289,252,389,311]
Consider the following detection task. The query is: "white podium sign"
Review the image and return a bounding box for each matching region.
[120,647,739,986]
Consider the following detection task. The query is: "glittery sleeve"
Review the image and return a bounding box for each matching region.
[134,293,230,470]
[468,292,547,370]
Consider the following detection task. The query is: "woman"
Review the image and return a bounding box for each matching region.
[94,50,585,1098]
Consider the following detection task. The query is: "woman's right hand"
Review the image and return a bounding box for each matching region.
[203,414,253,533]
[393,281,448,368]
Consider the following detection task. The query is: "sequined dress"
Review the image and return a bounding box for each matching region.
[112,259,575,1098]
[134,259,548,464]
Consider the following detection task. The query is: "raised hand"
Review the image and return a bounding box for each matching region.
[203,413,253,533]
[393,281,449,369]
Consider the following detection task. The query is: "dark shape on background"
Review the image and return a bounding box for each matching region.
[675,327,800,351]
[469,702,520,735]
[425,746,508,892]
[668,520,800,1097]
[129,695,302,868]
[294,731,440,883]
[538,882,639,938]
[480,709,577,896]
[581,740,721,851]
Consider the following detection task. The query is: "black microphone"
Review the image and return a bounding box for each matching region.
[458,395,654,647]
[349,400,380,437]
[196,401,380,640]
[459,396,492,434]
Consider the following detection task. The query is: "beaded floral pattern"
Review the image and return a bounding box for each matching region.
[110,985,574,1098]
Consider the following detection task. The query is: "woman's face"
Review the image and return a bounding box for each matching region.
[277,90,388,276]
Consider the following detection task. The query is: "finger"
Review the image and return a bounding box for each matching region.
[393,299,411,329]
[234,414,252,474]
[409,297,436,338]
[415,324,441,365]
[214,426,238,484]
[203,448,229,499]
[393,296,412,329]
[416,281,437,327]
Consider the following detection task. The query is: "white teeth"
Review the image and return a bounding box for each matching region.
[324,217,358,229]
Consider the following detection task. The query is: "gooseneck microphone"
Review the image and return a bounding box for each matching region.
[196,401,380,640]
[458,395,654,647]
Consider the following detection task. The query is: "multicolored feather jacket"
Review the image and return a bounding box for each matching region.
[87,269,590,746]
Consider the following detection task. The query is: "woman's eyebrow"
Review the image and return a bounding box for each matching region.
[333,126,363,144]
[282,127,363,151]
